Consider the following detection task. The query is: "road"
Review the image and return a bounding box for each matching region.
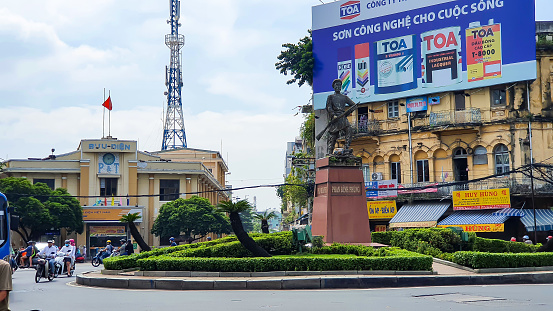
[10,263,553,311]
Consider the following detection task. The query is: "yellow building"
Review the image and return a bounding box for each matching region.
[1,137,229,254]
[327,24,553,239]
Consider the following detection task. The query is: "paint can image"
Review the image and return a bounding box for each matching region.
[337,46,353,95]
[355,42,371,98]
[374,35,417,94]
[466,19,502,82]
[420,26,462,88]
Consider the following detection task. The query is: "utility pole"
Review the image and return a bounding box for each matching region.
[527,81,537,243]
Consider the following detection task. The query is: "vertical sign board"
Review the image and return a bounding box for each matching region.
[312,0,536,110]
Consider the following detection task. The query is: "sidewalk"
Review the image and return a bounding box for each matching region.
[75,260,553,290]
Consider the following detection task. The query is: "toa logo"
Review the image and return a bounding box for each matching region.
[340,1,361,20]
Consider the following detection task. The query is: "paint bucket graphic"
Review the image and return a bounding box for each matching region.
[466,19,502,82]
[420,26,462,88]
[337,46,353,95]
[374,35,417,94]
[355,43,371,98]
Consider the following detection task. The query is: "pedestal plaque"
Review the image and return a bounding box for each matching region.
[312,157,372,243]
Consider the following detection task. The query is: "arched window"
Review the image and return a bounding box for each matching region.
[453,148,468,159]
[473,146,488,165]
[494,144,509,175]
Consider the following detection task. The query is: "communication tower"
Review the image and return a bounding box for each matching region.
[162,0,187,150]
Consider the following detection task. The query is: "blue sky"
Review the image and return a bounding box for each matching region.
[0,0,551,211]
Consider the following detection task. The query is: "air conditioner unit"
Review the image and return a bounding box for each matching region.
[372,172,383,181]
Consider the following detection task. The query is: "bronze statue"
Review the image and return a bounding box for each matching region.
[317,79,358,155]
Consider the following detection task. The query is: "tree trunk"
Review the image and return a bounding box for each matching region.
[261,220,269,234]
[128,222,151,252]
[229,212,271,257]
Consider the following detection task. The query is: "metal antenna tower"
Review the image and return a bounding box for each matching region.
[162,0,187,150]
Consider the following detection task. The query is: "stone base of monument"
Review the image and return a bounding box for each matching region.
[312,156,372,244]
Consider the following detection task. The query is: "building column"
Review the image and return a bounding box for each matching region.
[79,160,90,206]
[128,162,138,206]
[148,174,155,246]
[186,175,192,199]
[61,174,68,189]
[428,158,435,183]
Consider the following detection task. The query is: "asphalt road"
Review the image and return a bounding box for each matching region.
[10,263,553,311]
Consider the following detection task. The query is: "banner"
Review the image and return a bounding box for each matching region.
[83,208,143,222]
[89,226,126,237]
[367,200,397,219]
[438,223,504,232]
[312,0,536,110]
[452,188,510,210]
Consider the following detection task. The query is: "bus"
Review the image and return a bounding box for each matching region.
[0,192,10,261]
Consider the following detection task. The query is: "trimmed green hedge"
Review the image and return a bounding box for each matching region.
[472,237,539,253]
[104,232,294,270]
[137,251,433,272]
[452,251,553,269]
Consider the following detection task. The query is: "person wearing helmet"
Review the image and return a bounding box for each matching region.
[58,240,74,276]
[510,237,516,242]
[39,240,58,274]
[118,239,128,256]
[522,235,533,245]
[101,240,114,261]
[169,237,177,247]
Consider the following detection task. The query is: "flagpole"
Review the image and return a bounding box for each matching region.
[103,88,105,138]
[108,90,111,137]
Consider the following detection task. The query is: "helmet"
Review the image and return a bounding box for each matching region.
[64,240,70,244]
[47,240,54,243]
[169,237,175,241]
[523,235,530,240]
[107,240,111,243]
[27,241,33,244]
[120,239,126,242]
[510,237,516,242]
[548,236,553,240]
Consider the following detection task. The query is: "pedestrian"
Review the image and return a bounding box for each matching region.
[0,258,12,311]
[522,235,533,245]
[125,240,134,255]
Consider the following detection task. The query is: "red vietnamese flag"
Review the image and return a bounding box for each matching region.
[102,96,112,111]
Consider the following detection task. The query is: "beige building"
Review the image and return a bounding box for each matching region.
[1,137,229,255]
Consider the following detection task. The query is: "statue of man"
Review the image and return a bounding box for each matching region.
[326,79,356,155]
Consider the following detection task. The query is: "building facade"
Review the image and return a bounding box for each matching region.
[1,137,229,256]
[324,22,553,241]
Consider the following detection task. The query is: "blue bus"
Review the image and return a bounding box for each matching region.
[0,192,10,261]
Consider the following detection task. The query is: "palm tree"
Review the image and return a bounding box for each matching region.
[253,210,277,234]
[120,212,151,252]
[217,200,271,257]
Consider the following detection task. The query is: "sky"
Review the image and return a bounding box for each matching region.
[0,0,551,212]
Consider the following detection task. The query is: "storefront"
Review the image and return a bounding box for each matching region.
[389,201,451,229]
[367,200,397,232]
[437,209,521,239]
[83,207,143,257]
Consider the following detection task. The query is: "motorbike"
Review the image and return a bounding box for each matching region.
[35,256,60,283]
[54,252,75,276]
[91,249,105,267]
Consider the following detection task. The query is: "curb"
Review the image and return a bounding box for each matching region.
[76,271,553,290]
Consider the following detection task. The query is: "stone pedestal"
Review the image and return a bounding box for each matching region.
[312,157,372,243]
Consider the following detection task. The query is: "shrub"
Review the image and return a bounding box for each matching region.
[472,237,540,253]
[137,250,433,272]
[451,251,553,269]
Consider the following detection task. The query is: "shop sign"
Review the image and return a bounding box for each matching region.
[83,208,142,222]
[90,226,126,237]
[452,188,510,210]
[367,200,397,219]
[406,96,428,112]
[374,225,387,232]
[389,221,436,228]
[438,223,504,232]
[366,179,398,199]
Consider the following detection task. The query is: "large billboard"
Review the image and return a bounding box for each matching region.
[312,0,536,110]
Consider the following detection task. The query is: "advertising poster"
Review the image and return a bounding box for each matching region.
[406,96,428,112]
[367,200,397,219]
[452,188,510,210]
[366,179,398,199]
[312,0,536,110]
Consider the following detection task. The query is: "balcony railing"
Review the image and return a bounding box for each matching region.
[429,108,482,127]
[352,119,382,135]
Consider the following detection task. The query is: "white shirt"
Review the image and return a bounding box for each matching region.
[58,245,74,259]
[39,245,58,259]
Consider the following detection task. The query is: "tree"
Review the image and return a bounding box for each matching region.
[253,210,277,234]
[275,30,314,87]
[0,177,83,241]
[239,208,256,233]
[300,112,315,156]
[151,196,231,244]
[120,212,151,252]
[217,200,271,257]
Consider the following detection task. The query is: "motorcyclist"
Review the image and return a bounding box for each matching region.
[169,237,177,247]
[118,239,127,256]
[38,240,58,274]
[19,241,34,268]
[100,240,113,260]
[57,240,74,276]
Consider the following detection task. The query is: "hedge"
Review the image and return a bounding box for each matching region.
[104,232,294,270]
[472,237,540,253]
[136,251,433,272]
[452,251,553,269]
